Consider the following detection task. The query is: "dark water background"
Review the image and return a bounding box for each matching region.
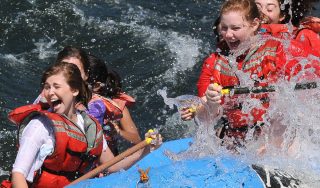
[0,0,319,181]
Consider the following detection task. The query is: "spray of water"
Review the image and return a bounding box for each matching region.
[158,28,320,186]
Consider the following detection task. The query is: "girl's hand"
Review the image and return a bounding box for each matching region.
[145,130,162,152]
[180,107,196,121]
[205,83,223,107]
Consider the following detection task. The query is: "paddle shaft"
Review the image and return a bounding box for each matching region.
[224,82,317,94]
[69,140,150,185]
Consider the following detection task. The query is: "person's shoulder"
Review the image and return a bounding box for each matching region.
[204,52,220,64]
[260,24,290,35]
[295,28,319,42]
[25,114,54,133]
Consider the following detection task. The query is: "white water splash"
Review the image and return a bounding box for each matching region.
[32,38,57,59]
[1,54,27,65]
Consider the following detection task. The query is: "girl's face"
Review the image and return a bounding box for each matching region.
[43,72,79,118]
[220,11,259,51]
[255,0,284,24]
[62,57,88,81]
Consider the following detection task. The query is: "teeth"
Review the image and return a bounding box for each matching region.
[51,99,58,102]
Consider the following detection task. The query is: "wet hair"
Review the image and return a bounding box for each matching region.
[105,68,122,98]
[278,0,319,26]
[220,0,260,23]
[56,46,90,77]
[87,54,108,89]
[86,54,122,98]
[41,62,92,106]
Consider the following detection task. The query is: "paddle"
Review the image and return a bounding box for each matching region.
[68,135,154,186]
[220,82,317,95]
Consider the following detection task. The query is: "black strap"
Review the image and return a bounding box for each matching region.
[66,148,98,163]
[41,166,84,181]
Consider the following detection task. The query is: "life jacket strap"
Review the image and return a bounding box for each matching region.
[66,148,98,163]
[41,166,84,181]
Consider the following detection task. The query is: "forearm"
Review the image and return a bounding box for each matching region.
[107,147,149,173]
[118,129,142,144]
[119,108,142,144]
[194,95,220,124]
[12,172,28,188]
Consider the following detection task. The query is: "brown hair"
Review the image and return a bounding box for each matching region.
[56,46,90,77]
[220,0,260,23]
[41,62,92,106]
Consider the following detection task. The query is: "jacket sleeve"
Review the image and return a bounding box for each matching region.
[197,54,217,97]
[284,39,320,80]
[295,29,320,54]
[12,116,54,182]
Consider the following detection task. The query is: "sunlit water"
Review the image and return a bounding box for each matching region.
[1,0,319,187]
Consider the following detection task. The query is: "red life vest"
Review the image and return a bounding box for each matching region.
[112,92,136,111]
[260,22,320,54]
[90,93,135,155]
[7,104,103,188]
[90,94,123,154]
[197,38,318,138]
[212,40,282,129]
[91,94,123,122]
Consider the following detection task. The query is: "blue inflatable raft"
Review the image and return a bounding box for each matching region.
[69,138,265,188]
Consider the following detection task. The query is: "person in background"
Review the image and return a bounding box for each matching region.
[4,62,162,188]
[255,0,320,52]
[86,54,141,155]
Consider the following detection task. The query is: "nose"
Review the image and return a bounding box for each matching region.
[47,87,55,96]
[225,29,233,38]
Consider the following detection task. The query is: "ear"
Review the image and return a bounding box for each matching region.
[72,89,79,97]
[93,82,103,92]
[83,74,88,81]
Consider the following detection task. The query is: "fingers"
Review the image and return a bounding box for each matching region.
[180,107,195,121]
[205,83,223,104]
[145,131,163,152]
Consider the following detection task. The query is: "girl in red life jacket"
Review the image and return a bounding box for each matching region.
[255,0,320,52]
[86,54,142,155]
[34,47,142,155]
[196,0,320,140]
[9,62,162,188]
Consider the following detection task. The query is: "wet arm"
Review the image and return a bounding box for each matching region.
[118,107,142,144]
[12,117,52,186]
[12,173,28,188]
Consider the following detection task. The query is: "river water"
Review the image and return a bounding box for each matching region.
[0,0,319,185]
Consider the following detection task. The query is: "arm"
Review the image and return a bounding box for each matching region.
[116,107,142,144]
[197,54,217,97]
[99,131,162,173]
[196,83,222,122]
[180,54,216,121]
[12,116,53,186]
[12,173,28,188]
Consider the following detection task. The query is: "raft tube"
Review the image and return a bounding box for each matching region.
[69,138,265,188]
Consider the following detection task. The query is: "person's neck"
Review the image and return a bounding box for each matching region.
[66,110,78,123]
